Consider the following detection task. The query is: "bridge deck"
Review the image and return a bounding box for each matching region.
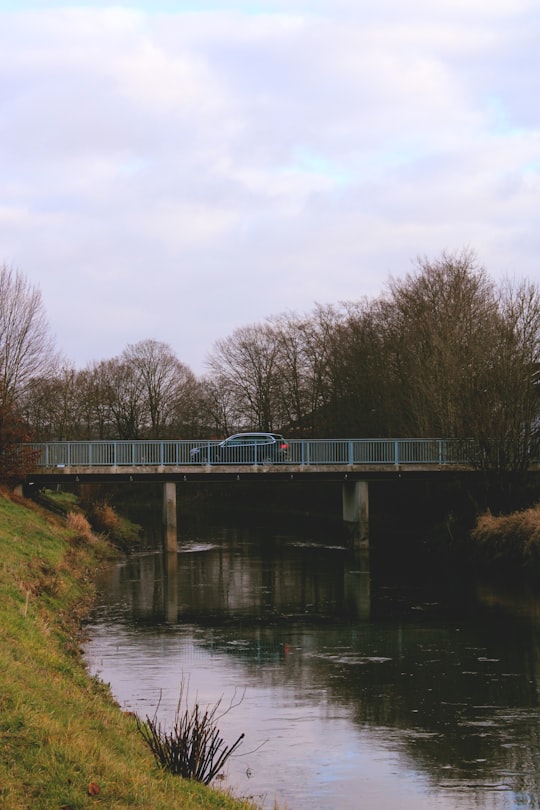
[25,463,479,484]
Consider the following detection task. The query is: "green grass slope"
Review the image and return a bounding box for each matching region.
[0,490,257,810]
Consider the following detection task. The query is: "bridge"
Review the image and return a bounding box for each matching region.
[25,437,476,474]
[21,437,489,548]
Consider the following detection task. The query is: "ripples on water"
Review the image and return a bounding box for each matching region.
[84,527,540,810]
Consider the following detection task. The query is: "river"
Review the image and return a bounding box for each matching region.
[83,517,540,810]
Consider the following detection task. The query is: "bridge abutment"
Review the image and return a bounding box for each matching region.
[162,482,177,553]
[342,480,369,547]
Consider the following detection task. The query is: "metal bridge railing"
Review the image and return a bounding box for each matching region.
[25,438,477,468]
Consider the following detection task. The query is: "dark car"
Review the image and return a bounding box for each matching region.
[190,432,289,464]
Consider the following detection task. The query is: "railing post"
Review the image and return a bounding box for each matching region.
[394,439,399,465]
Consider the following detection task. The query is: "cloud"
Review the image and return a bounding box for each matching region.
[0,1,538,373]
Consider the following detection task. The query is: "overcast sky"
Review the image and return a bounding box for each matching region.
[1,0,539,375]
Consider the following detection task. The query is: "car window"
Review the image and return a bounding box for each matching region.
[224,434,276,445]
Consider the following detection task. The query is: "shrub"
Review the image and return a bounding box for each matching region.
[471,504,540,567]
[137,681,245,785]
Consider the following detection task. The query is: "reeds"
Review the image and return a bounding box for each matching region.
[137,681,245,785]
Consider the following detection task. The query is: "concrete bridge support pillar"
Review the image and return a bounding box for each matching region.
[342,480,369,547]
[162,482,177,553]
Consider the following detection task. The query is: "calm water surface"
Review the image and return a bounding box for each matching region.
[83,525,540,810]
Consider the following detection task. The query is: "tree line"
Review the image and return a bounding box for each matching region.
[1,250,539,482]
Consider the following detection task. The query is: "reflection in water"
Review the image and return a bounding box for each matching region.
[84,526,540,810]
[164,551,177,624]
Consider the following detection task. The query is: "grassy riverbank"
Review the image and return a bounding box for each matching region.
[0,489,257,810]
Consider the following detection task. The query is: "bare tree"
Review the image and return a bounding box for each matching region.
[99,357,146,439]
[123,339,197,438]
[195,376,237,438]
[270,306,344,436]
[270,312,312,435]
[0,264,56,408]
[384,249,499,437]
[21,364,109,440]
[207,324,282,431]
[75,364,114,439]
[167,374,208,438]
[20,375,60,441]
[321,300,394,437]
[44,365,81,440]
[474,278,540,475]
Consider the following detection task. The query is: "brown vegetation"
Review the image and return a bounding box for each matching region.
[86,500,142,549]
[66,509,95,543]
[471,504,540,567]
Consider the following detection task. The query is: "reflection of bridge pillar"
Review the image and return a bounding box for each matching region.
[164,551,178,624]
[344,547,371,620]
[342,480,369,547]
[162,482,177,553]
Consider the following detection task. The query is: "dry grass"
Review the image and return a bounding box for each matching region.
[471,503,540,565]
[92,502,121,533]
[87,501,142,549]
[66,510,94,543]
